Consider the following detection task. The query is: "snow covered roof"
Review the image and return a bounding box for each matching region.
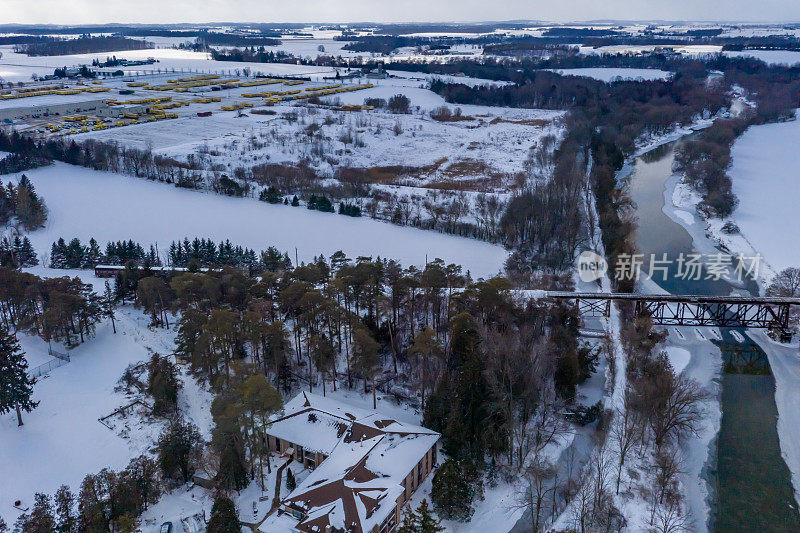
[269,392,439,533]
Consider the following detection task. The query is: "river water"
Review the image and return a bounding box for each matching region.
[625,140,800,531]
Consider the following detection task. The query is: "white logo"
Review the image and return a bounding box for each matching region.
[578,250,608,283]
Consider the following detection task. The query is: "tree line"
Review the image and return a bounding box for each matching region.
[15,35,153,56]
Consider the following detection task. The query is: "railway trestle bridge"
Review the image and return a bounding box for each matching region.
[545,292,800,334]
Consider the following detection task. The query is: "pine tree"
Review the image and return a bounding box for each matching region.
[430,459,483,522]
[398,500,443,533]
[416,500,444,533]
[65,238,86,269]
[0,516,7,533]
[54,485,76,533]
[259,186,282,204]
[23,493,55,532]
[157,418,203,483]
[15,175,47,230]
[291,195,300,207]
[102,281,117,334]
[19,236,38,266]
[83,238,102,268]
[398,505,420,533]
[285,466,296,492]
[207,496,240,533]
[50,238,68,268]
[0,327,38,426]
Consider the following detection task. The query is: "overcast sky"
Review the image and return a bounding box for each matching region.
[4,0,800,25]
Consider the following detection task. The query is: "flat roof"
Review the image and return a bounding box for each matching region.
[0,94,109,111]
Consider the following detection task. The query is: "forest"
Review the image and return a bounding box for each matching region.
[13,36,153,56]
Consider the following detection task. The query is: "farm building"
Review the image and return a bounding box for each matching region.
[0,95,131,122]
[267,392,440,533]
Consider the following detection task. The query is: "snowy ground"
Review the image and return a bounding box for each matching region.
[548,67,673,82]
[727,111,800,275]
[19,163,508,279]
[0,287,213,524]
[0,46,339,83]
[724,50,800,66]
[78,90,563,188]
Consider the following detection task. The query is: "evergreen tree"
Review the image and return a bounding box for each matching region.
[15,175,47,230]
[399,499,445,533]
[50,238,67,268]
[430,459,483,522]
[102,281,117,334]
[352,327,381,409]
[285,466,296,492]
[258,186,282,204]
[83,238,102,268]
[23,492,55,532]
[157,418,203,484]
[54,485,76,533]
[64,238,86,269]
[416,499,444,532]
[398,505,419,533]
[0,327,38,426]
[291,195,300,207]
[0,515,7,533]
[146,354,181,416]
[207,496,240,533]
[316,195,334,212]
[19,236,38,266]
[211,393,249,492]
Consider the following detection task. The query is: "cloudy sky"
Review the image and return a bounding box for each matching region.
[4,0,800,25]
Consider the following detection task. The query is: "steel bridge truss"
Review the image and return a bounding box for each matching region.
[545,292,798,330]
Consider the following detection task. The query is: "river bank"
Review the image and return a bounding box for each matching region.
[660,136,800,527]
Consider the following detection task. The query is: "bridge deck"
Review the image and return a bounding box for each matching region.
[544,292,800,305]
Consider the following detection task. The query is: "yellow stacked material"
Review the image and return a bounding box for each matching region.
[282,80,304,86]
[238,78,281,87]
[177,74,220,82]
[307,84,342,91]
[126,82,148,87]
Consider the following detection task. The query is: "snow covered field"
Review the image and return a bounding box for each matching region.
[728,112,800,274]
[0,299,213,524]
[21,163,508,278]
[70,76,562,194]
[549,67,673,82]
[0,46,339,83]
[724,50,800,66]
